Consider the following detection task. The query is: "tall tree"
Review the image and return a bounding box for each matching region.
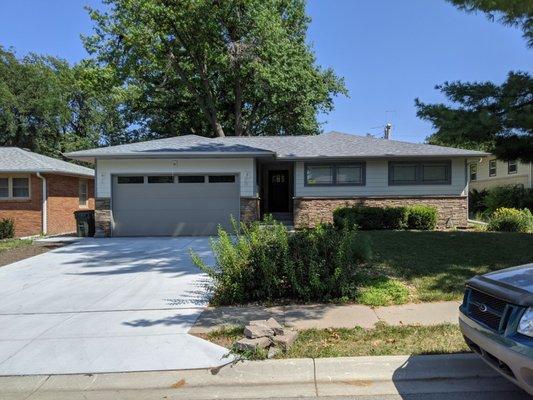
[448,0,533,47]
[83,0,346,138]
[0,46,129,157]
[416,71,533,162]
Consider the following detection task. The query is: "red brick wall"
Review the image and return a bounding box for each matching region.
[0,174,42,237]
[46,175,95,235]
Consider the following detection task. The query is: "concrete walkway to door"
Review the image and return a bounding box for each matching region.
[0,237,231,375]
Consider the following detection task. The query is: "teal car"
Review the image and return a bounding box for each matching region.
[459,263,533,395]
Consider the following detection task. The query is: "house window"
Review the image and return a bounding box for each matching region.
[305,163,365,186]
[389,161,451,185]
[508,160,517,174]
[117,176,144,184]
[0,176,30,199]
[209,175,236,183]
[79,179,88,207]
[489,160,497,177]
[178,175,205,183]
[148,175,173,183]
[0,178,8,198]
[470,164,477,181]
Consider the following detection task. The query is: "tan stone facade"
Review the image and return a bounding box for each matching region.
[293,196,468,230]
[240,197,260,223]
[95,198,112,237]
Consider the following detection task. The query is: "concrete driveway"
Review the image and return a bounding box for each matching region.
[0,237,231,375]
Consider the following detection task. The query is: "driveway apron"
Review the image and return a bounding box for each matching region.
[0,237,230,375]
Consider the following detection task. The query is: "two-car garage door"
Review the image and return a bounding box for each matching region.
[112,174,240,236]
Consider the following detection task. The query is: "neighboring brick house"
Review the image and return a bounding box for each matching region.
[66,132,488,237]
[0,148,95,237]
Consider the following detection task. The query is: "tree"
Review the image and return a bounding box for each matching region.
[0,46,129,157]
[415,71,533,162]
[83,0,346,138]
[448,0,533,47]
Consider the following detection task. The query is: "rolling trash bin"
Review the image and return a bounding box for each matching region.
[74,210,95,237]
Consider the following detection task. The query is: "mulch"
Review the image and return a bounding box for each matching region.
[0,242,69,268]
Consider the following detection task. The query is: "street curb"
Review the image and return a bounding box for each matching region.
[0,354,514,399]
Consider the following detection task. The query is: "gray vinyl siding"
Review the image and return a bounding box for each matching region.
[294,158,468,197]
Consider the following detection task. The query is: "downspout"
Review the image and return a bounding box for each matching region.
[36,173,47,235]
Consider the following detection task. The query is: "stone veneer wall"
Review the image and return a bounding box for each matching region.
[95,198,111,237]
[240,197,260,223]
[294,196,468,230]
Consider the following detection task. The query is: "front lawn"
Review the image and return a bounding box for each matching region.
[0,239,33,253]
[363,230,533,302]
[200,323,468,359]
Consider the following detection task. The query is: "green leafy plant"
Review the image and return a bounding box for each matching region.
[191,219,372,305]
[406,205,438,230]
[333,206,409,230]
[0,218,15,239]
[487,208,533,233]
[484,185,533,213]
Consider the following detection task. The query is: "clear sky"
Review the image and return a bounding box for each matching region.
[0,0,531,143]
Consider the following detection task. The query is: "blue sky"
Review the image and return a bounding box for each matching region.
[0,0,531,143]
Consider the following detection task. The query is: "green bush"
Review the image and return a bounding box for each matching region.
[333,205,437,231]
[406,205,438,230]
[468,189,488,216]
[0,218,15,239]
[191,219,372,304]
[333,206,409,230]
[484,185,533,213]
[487,208,533,233]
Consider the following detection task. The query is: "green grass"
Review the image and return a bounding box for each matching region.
[361,230,533,303]
[0,238,33,253]
[355,275,410,306]
[201,323,469,359]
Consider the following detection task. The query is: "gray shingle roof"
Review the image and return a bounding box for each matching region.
[0,147,94,177]
[65,132,489,161]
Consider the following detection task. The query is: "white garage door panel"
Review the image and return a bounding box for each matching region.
[112,175,240,236]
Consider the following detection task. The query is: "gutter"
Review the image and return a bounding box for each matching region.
[36,173,47,235]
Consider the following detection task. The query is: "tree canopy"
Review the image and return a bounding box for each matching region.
[448,0,533,47]
[0,47,129,157]
[416,71,533,162]
[83,0,346,138]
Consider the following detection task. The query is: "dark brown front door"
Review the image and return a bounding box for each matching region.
[268,170,289,212]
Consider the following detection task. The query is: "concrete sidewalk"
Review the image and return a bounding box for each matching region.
[190,301,461,333]
[1,354,526,399]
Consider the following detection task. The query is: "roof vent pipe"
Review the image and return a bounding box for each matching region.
[384,123,392,140]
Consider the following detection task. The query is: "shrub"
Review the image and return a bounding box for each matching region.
[468,189,488,216]
[333,205,437,231]
[487,208,533,233]
[484,185,533,213]
[0,218,15,239]
[406,205,438,230]
[191,219,372,304]
[333,206,409,230]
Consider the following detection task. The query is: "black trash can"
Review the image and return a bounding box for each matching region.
[74,210,95,237]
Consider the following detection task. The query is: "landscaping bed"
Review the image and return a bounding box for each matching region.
[0,239,67,267]
[197,323,469,360]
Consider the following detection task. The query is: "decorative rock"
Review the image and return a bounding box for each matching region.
[267,346,280,359]
[273,330,298,350]
[234,337,271,351]
[244,324,274,339]
[249,319,269,327]
[266,317,284,335]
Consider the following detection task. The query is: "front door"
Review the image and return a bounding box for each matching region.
[268,170,289,212]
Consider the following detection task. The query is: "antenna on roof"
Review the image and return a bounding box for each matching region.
[384,123,392,140]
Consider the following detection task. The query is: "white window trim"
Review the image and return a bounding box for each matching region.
[79,179,89,208]
[489,160,497,177]
[508,160,518,175]
[0,175,31,200]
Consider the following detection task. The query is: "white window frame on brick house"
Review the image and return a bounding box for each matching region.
[79,179,89,207]
[0,175,31,200]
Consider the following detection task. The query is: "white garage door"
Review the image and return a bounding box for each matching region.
[112,174,240,236]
